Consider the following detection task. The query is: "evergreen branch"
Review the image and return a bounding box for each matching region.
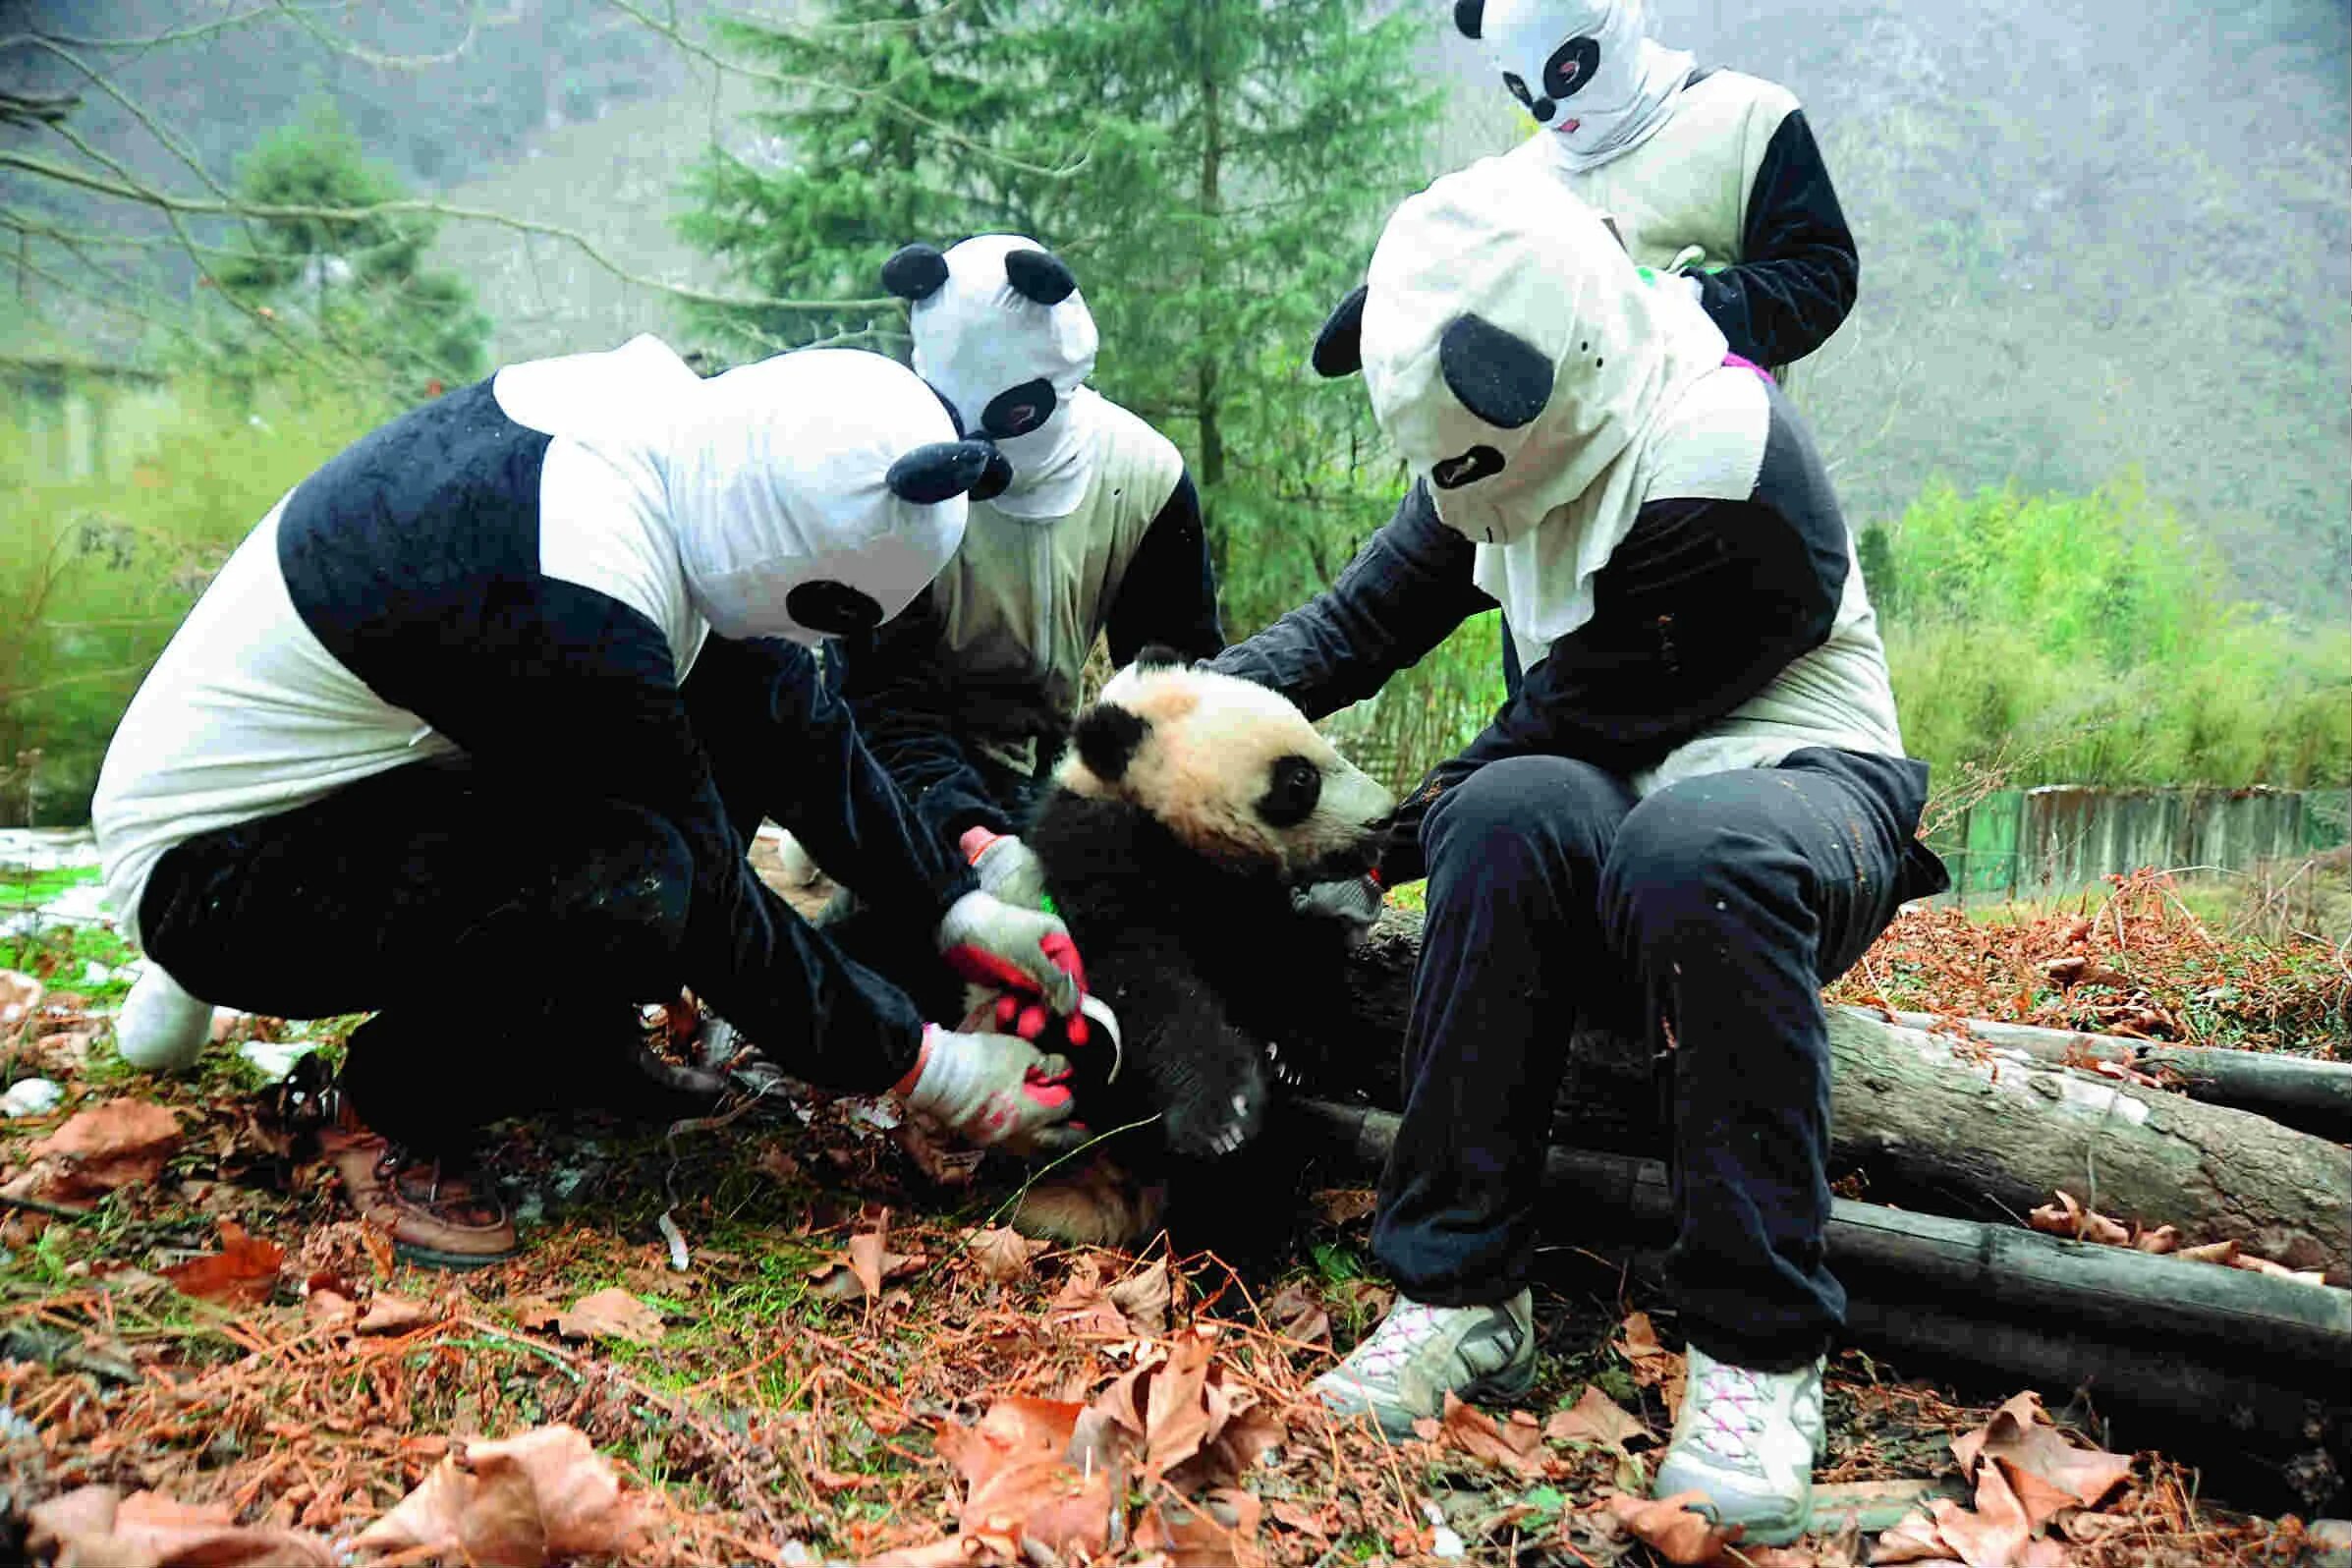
[605,0,1091,182]
[0,150,895,315]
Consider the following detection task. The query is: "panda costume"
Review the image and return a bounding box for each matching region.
[1456,0,1858,373]
[92,339,1093,1265]
[1213,155,1946,1541]
[835,235,1223,912]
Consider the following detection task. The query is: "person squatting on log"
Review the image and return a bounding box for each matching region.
[1455,0,1860,376]
[1213,155,1949,1544]
[831,235,1225,927]
[90,338,1098,1267]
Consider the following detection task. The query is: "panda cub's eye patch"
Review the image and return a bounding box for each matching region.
[1431,446,1504,489]
[1258,754,1323,828]
[982,377,1058,439]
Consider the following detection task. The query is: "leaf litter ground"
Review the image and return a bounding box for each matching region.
[2,868,2342,1566]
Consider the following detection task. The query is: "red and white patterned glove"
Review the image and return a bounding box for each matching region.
[892,1023,1078,1151]
[936,889,1092,1047]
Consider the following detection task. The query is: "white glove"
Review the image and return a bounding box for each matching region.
[1290,874,1384,949]
[958,826,1051,911]
[936,890,1090,1041]
[115,965,217,1073]
[1682,272,1705,305]
[894,1024,1078,1151]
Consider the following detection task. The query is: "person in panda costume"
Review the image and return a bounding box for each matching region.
[831,235,1223,917]
[90,338,1096,1267]
[1454,0,1858,375]
[1211,156,1947,1541]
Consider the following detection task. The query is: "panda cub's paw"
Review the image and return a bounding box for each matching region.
[1010,1154,1168,1250]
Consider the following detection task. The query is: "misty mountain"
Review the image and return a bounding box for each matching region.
[2,0,2345,614]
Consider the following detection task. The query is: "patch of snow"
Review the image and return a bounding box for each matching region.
[2,1078,64,1118]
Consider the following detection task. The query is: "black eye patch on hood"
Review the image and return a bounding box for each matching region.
[1439,312,1554,429]
[785,579,885,636]
[1544,35,1600,101]
[981,376,1058,439]
[1502,70,1555,123]
[1431,445,1505,489]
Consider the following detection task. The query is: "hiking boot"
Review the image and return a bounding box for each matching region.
[1311,1289,1536,1438]
[1651,1344,1824,1546]
[319,1099,516,1269]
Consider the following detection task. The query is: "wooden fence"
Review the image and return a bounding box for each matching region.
[1929,785,2351,904]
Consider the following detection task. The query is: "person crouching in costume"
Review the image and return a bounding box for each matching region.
[833,234,1223,927]
[1213,156,1947,1543]
[1456,0,1859,377]
[93,339,1096,1267]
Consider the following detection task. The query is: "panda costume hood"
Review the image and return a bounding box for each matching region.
[1316,150,1728,655]
[889,234,1104,521]
[1455,0,1693,174]
[496,336,980,644]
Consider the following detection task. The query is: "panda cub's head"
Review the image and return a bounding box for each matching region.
[1056,648,1396,881]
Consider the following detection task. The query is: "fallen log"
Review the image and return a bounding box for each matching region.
[1299,911,2352,1283]
[1856,1008,2352,1142]
[1295,1098,2350,1466]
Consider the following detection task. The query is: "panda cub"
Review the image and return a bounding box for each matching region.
[1010,646,1396,1248]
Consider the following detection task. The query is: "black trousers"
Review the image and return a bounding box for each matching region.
[137,644,926,1156]
[1372,747,1941,1371]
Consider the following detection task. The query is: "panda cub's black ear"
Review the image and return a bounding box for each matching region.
[1452,0,1484,39]
[1074,702,1150,783]
[1004,247,1079,306]
[1131,644,1187,671]
[881,243,949,301]
[1311,284,1368,378]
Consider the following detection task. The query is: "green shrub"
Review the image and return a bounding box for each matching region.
[0,369,393,822]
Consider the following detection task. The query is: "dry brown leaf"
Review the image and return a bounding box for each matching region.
[27,1098,182,1198]
[1929,1456,2036,1568]
[1994,1456,2081,1533]
[351,1424,644,1565]
[1951,1392,2133,1511]
[0,968,40,1027]
[526,1287,664,1345]
[2133,1225,2180,1254]
[1046,1255,1130,1336]
[2227,1254,2327,1285]
[966,1226,1049,1283]
[1311,1188,1377,1226]
[1546,1383,1650,1449]
[1616,1310,1687,1415]
[161,1221,284,1306]
[849,1216,890,1303]
[934,1397,1119,1558]
[27,1484,336,1567]
[1869,1506,1962,1564]
[1137,1488,1264,1568]
[1601,1489,1739,1566]
[2173,1240,2238,1265]
[356,1291,434,1335]
[1259,1279,1330,1347]
[2026,1191,2130,1248]
[1417,1392,1546,1476]
[1109,1257,1173,1334]
[305,1288,357,1328]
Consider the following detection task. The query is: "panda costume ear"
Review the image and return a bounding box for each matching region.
[1003,247,1079,306]
[1438,312,1553,428]
[1074,702,1150,783]
[885,439,998,503]
[1452,0,1484,38]
[881,243,950,301]
[1311,284,1369,378]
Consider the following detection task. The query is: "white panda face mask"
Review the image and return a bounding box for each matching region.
[663,348,996,645]
[1453,0,1692,172]
[887,234,1100,521]
[1311,152,1724,546]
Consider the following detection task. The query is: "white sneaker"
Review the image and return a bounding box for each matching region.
[1651,1345,1823,1546]
[114,965,217,1073]
[1311,1289,1535,1439]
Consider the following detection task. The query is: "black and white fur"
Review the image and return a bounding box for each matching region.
[1009,646,1394,1247]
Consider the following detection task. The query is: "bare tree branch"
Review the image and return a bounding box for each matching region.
[260,0,491,72]
[22,3,353,54]
[0,148,894,315]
